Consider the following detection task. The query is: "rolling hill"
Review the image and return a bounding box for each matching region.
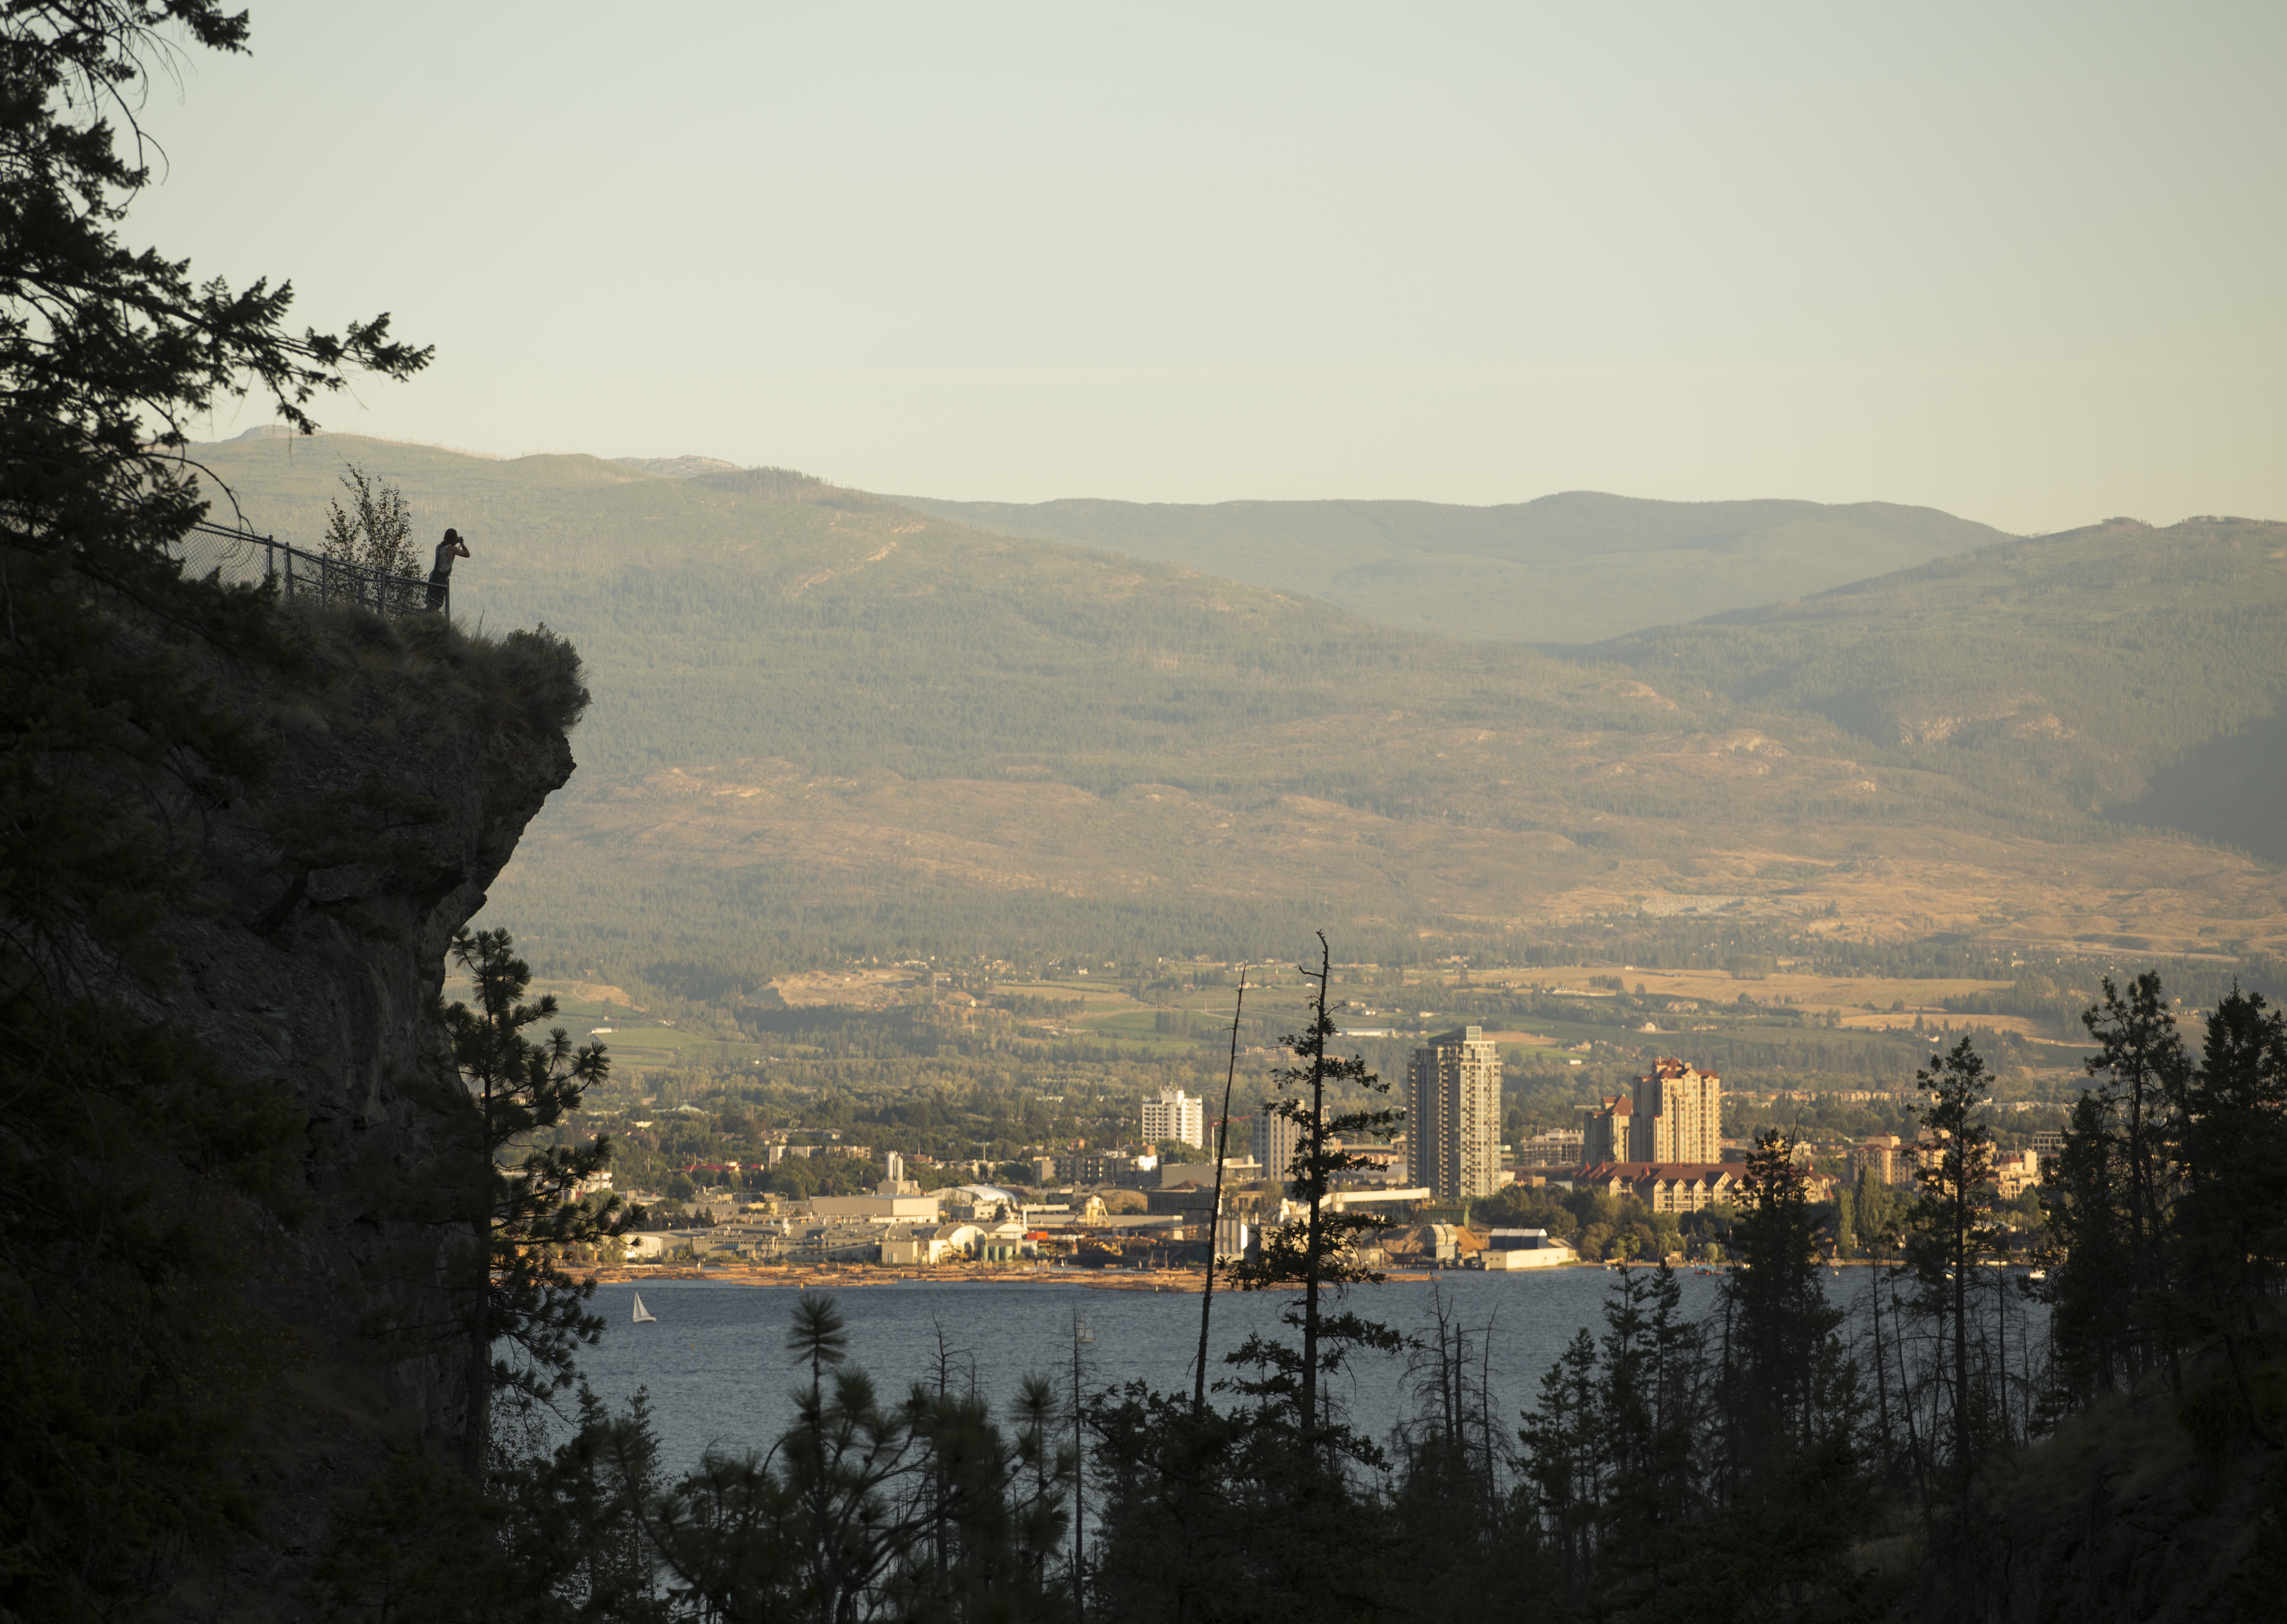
[1587,518,2287,858]
[890,491,2012,644]
[180,434,2287,1003]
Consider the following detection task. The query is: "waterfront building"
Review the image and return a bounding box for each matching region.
[807,1192,941,1221]
[1157,1157,1260,1188]
[1406,1025,1502,1201]
[879,1222,985,1266]
[1471,1229,1577,1270]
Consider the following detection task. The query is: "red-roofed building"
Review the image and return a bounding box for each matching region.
[1582,1058,1722,1166]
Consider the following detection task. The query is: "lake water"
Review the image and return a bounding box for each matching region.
[570,1268,1746,1470]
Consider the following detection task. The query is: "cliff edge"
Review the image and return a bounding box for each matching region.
[146,608,589,1619]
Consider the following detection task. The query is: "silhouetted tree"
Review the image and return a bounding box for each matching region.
[431,928,624,1478]
[1716,1131,1846,1487]
[2164,987,2287,1448]
[1229,932,1404,1451]
[1905,1038,2006,1510]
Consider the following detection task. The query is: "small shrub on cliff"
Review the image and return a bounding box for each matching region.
[321,463,419,580]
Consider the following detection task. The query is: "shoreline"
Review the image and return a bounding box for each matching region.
[589,1258,1984,1290]
[591,1265,1457,1292]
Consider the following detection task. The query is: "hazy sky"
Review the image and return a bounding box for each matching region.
[137,3,2283,532]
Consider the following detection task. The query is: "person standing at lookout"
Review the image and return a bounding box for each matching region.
[427,528,468,610]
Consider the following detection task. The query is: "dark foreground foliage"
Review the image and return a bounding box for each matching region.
[310,970,2287,1621]
[0,3,431,1615]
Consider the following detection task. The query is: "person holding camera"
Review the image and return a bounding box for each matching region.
[426,527,468,610]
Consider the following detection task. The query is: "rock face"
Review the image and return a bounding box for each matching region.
[145,613,586,1617]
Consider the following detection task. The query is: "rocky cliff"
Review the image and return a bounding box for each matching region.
[145,608,588,1618]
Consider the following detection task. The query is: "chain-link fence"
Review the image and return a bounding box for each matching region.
[173,521,443,618]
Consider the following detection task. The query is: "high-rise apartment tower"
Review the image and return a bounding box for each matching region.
[1406,1026,1502,1201]
[1582,1059,1722,1165]
[1253,1108,1304,1187]
[1141,1088,1205,1151]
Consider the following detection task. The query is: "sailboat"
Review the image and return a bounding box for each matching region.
[631,1291,657,1324]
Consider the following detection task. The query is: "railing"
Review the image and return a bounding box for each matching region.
[174,521,444,619]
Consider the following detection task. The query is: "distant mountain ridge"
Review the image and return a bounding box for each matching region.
[176,433,2287,989]
[890,490,2014,644]
[1586,515,2287,860]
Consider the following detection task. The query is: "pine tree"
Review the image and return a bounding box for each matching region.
[2164,987,2287,1448]
[1519,1327,1604,1604]
[2040,1087,2140,1406]
[1229,932,1404,1453]
[430,928,625,1478]
[2075,972,2191,1389]
[1905,1038,2007,1505]
[1717,1130,1848,1488]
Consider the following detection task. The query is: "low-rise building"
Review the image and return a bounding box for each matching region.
[1054,1150,1159,1188]
[1470,1229,1576,1271]
[879,1222,984,1266]
[1992,1148,2042,1200]
[941,1183,1025,1221]
[1158,1157,1260,1188]
[1147,1182,1219,1217]
[1381,1222,1476,1264]
[808,1193,942,1222]
[1576,1162,1739,1214]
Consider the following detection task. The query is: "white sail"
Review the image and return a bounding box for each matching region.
[631,1292,656,1324]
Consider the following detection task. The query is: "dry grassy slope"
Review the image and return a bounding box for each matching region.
[1595,516,2287,834]
[186,436,2287,973]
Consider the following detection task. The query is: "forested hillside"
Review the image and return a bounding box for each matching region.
[184,435,2286,1001]
[894,489,2009,643]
